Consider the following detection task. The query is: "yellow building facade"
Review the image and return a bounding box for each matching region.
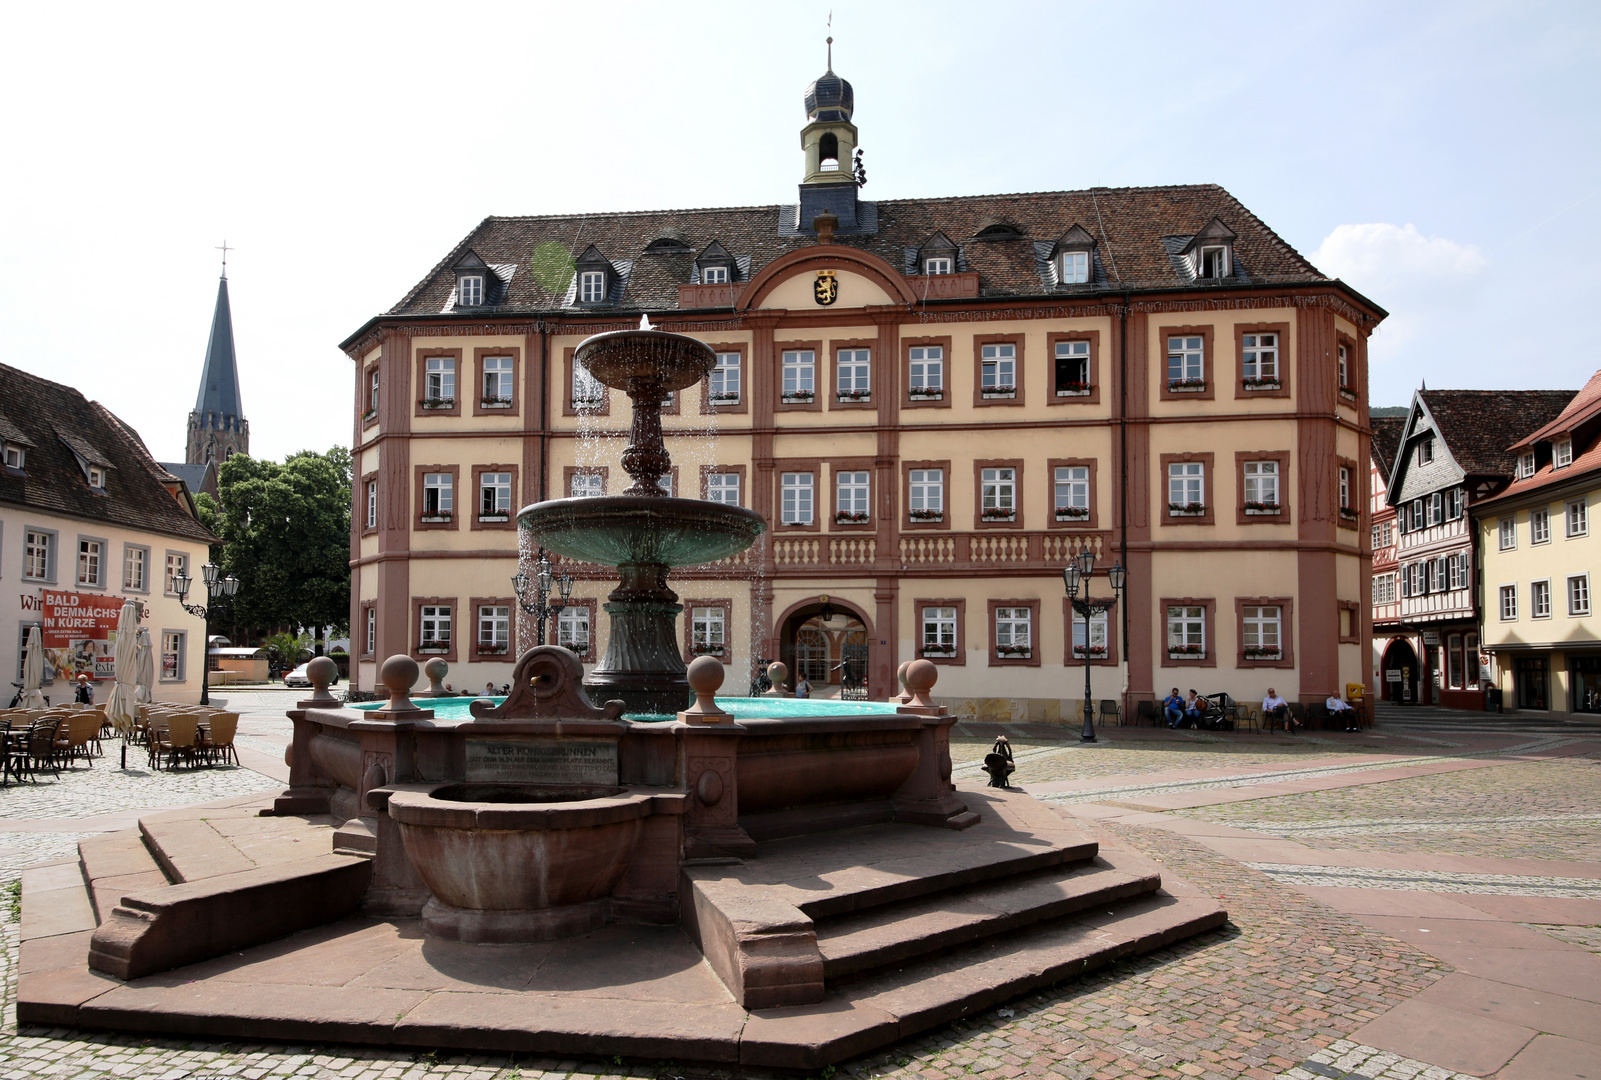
[1477,370,1601,714]
[342,64,1383,720]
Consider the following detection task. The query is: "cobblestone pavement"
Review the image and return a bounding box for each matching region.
[2,705,1597,1079]
[1189,756,1601,862]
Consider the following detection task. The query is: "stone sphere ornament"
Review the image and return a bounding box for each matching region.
[303,656,340,705]
[681,655,729,723]
[903,659,939,710]
[423,657,450,696]
[381,655,421,713]
[763,661,790,697]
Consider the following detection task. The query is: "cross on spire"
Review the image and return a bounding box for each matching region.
[216,240,232,279]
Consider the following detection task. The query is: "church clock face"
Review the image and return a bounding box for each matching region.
[813,269,838,306]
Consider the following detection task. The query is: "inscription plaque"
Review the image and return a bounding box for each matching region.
[464,737,618,785]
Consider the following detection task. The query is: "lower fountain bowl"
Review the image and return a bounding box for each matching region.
[519,496,766,568]
[388,783,654,942]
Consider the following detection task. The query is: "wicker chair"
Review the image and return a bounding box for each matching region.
[29,718,65,778]
[62,712,101,767]
[200,711,239,766]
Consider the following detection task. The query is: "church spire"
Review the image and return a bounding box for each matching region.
[186,267,249,467]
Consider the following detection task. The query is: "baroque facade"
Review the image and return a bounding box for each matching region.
[343,63,1385,718]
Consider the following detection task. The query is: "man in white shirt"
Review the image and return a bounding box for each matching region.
[1263,688,1297,733]
[1326,692,1358,732]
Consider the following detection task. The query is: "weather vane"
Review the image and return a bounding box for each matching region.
[216,240,232,279]
[826,11,832,71]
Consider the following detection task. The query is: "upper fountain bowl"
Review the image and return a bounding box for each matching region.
[520,496,766,569]
[574,329,717,394]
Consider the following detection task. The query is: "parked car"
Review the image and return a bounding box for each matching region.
[284,662,338,688]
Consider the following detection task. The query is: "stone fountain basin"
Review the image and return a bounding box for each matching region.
[388,783,654,913]
[520,495,766,567]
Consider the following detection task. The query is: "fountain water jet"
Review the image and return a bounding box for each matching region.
[519,326,766,714]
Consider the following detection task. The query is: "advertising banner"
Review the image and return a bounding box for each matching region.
[41,590,129,681]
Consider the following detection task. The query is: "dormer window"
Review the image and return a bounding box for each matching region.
[3,444,23,470]
[1178,217,1238,283]
[458,275,484,307]
[450,249,499,310]
[574,245,616,306]
[973,223,1022,241]
[1518,452,1536,478]
[1198,246,1229,279]
[702,265,729,284]
[924,257,952,275]
[694,241,737,286]
[914,231,959,277]
[1049,225,1097,286]
[1554,439,1573,469]
[1418,437,1434,465]
[88,466,106,490]
[579,272,606,303]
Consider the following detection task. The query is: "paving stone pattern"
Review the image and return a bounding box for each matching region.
[1521,923,1601,954]
[1192,757,1601,862]
[2,706,1597,1079]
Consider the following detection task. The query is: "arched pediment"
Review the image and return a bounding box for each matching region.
[735,245,917,311]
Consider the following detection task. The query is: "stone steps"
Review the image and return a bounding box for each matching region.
[814,852,1162,981]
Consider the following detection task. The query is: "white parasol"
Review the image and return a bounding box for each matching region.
[19,625,46,709]
[106,602,140,738]
[135,627,154,704]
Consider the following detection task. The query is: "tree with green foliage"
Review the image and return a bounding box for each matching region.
[197,447,352,653]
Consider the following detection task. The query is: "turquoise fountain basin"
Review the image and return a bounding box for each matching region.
[353,697,902,723]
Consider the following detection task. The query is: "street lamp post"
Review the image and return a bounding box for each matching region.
[512,547,574,648]
[1062,550,1126,743]
[173,562,240,707]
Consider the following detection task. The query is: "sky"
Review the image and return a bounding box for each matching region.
[1,0,1596,463]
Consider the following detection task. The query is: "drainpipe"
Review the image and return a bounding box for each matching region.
[538,318,549,501]
[1118,292,1130,664]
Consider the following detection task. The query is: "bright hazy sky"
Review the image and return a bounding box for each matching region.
[2,1,1596,463]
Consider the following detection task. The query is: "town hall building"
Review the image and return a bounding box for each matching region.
[341,60,1386,720]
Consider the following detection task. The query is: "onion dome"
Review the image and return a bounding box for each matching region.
[804,68,853,123]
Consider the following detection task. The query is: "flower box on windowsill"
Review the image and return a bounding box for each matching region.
[836,390,871,402]
[1243,646,1281,660]
[1167,646,1204,659]
[920,647,957,658]
[561,644,590,657]
[1167,379,1206,393]
[1240,377,1280,390]
[981,508,1016,521]
[480,397,513,409]
[1167,503,1206,517]
[781,519,813,527]
[692,646,726,657]
[981,386,1017,399]
[1339,506,1359,521]
[995,645,1032,659]
[417,645,449,655]
[1244,502,1281,515]
[418,398,455,410]
[476,644,510,655]
[1072,646,1108,658]
[908,388,944,400]
[478,514,510,523]
[781,391,815,403]
[708,392,741,404]
[570,397,604,409]
[361,408,378,423]
[1054,507,1090,521]
[908,510,944,522]
[1055,384,1092,397]
[834,511,870,524]
[420,513,454,523]
[1339,387,1358,402]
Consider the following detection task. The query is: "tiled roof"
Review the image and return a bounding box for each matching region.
[1512,368,1601,450]
[0,363,217,544]
[1370,416,1405,475]
[1481,425,1601,508]
[1419,390,1577,477]
[383,184,1340,318]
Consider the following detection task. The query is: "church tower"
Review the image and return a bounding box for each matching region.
[186,268,249,467]
[797,39,866,234]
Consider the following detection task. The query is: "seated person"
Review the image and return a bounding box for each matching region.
[1162,687,1185,728]
[1263,687,1297,732]
[1326,692,1358,731]
[1184,689,1205,726]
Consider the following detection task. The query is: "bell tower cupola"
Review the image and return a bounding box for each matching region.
[797,38,865,235]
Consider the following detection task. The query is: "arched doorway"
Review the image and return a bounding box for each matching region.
[1381,639,1419,704]
[776,597,871,698]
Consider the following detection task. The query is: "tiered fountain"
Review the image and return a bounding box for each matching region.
[515,320,765,715]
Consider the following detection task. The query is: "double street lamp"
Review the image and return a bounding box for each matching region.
[512,547,573,647]
[1062,550,1126,743]
[173,562,240,707]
